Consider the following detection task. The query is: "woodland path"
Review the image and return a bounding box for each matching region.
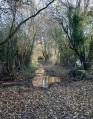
[0,65,93,119]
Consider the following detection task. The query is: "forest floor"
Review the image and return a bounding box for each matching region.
[0,65,93,119]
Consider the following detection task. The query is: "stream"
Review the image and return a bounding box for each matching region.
[32,66,60,88]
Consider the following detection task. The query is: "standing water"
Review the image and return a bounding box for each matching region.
[32,66,60,88]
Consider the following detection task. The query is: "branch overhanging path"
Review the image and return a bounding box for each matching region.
[0,0,54,45]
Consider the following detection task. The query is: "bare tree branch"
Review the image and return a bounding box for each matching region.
[0,0,54,45]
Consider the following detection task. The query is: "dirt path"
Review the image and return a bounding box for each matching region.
[0,65,93,119]
[43,65,72,82]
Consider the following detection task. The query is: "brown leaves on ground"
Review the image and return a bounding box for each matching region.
[0,80,93,119]
[43,65,68,78]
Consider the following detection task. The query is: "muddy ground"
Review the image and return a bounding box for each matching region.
[0,65,93,119]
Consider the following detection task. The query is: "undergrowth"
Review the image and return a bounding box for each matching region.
[23,66,37,78]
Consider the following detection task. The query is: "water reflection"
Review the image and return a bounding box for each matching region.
[32,68,60,88]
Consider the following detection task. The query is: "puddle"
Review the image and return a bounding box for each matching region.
[32,68,60,88]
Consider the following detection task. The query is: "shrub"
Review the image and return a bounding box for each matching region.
[23,66,37,78]
[69,68,86,80]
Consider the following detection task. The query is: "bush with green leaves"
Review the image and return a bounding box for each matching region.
[69,68,86,80]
